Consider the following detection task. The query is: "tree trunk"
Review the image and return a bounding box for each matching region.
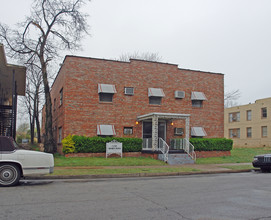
[41,56,56,153]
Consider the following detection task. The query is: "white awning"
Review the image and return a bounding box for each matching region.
[191,127,207,137]
[97,125,116,136]
[148,88,165,97]
[191,92,207,100]
[98,84,117,94]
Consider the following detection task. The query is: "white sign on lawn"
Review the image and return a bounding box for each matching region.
[106,140,123,158]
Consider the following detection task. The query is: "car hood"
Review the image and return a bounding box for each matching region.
[15,149,53,156]
[255,154,271,157]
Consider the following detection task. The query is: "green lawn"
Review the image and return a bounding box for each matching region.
[196,147,271,164]
[54,156,166,167]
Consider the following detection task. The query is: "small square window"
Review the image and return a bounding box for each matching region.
[149,97,162,105]
[99,93,113,102]
[192,100,203,108]
[124,127,133,135]
[124,87,134,95]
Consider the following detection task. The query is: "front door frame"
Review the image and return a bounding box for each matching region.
[138,113,190,151]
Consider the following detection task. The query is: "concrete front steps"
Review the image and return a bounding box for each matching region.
[158,153,195,165]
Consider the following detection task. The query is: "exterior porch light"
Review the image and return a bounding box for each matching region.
[171,122,174,126]
[135,121,139,125]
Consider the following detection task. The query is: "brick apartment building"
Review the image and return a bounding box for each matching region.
[42,56,224,153]
[225,97,271,147]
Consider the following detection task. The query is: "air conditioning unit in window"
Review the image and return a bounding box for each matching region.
[124,87,134,95]
[174,128,184,136]
[175,91,185,99]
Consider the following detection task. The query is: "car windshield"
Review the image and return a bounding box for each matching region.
[13,141,22,150]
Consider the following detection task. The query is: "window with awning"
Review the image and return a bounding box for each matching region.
[148,88,165,97]
[191,92,207,107]
[97,125,116,136]
[98,84,117,94]
[191,92,207,100]
[98,84,117,102]
[148,88,165,105]
[191,127,207,137]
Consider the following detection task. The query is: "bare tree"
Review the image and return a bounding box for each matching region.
[0,0,90,153]
[23,65,44,144]
[118,52,163,62]
[224,89,241,108]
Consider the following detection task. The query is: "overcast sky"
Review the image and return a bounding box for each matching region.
[1,0,271,106]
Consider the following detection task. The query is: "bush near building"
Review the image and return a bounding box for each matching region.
[62,135,142,154]
[190,138,233,151]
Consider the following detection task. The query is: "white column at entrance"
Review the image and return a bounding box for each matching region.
[185,117,190,150]
[185,117,190,140]
[152,115,158,151]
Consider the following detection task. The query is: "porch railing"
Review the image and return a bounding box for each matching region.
[158,138,169,163]
[183,138,196,161]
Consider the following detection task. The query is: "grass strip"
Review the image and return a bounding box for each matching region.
[196,147,271,164]
[49,167,201,176]
[219,164,253,170]
[54,156,166,167]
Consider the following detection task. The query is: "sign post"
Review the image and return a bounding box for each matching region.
[106,140,123,158]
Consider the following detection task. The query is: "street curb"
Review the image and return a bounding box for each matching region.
[25,169,254,180]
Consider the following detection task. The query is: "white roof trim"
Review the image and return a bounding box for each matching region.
[98,84,117,94]
[191,92,207,100]
[191,127,207,137]
[137,112,190,121]
[97,125,116,136]
[148,88,165,97]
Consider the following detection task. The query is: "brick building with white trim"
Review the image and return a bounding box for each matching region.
[42,56,224,153]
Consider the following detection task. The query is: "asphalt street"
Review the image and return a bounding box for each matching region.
[1,172,271,220]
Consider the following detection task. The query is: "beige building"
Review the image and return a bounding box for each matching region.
[224,97,271,147]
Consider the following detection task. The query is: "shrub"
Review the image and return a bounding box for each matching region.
[65,135,142,154]
[62,135,76,154]
[190,138,233,151]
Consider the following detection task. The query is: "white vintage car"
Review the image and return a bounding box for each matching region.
[0,136,54,186]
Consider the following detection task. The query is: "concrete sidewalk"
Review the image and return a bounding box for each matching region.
[26,163,255,180]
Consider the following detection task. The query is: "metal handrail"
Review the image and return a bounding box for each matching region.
[183,138,196,161]
[158,138,169,163]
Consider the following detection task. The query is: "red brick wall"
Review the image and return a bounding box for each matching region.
[43,56,224,149]
[195,151,231,158]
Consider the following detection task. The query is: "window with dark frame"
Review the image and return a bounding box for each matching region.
[149,97,162,105]
[229,128,240,138]
[192,100,203,108]
[262,126,267,137]
[58,127,62,143]
[99,93,114,102]
[247,127,252,138]
[247,110,251,121]
[123,127,133,135]
[262,108,267,118]
[60,88,63,106]
[124,87,134,95]
[229,112,240,122]
[54,98,56,111]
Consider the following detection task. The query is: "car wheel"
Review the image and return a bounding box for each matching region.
[0,164,21,187]
[260,167,271,172]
